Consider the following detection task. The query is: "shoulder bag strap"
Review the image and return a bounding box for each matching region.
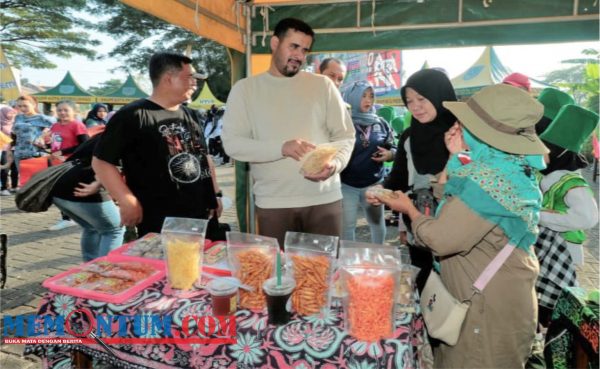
[472,243,516,293]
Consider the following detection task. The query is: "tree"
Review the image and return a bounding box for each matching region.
[1,0,100,69]
[543,48,599,112]
[90,0,231,101]
[88,78,124,96]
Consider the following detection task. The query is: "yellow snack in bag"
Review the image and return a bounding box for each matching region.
[165,239,200,290]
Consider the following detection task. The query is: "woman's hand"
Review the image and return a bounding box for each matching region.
[372,190,423,221]
[371,146,393,163]
[379,191,413,213]
[73,181,102,197]
[365,184,385,206]
[445,122,466,154]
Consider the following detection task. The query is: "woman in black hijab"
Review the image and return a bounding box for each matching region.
[384,69,457,288]
[84,103,109,128]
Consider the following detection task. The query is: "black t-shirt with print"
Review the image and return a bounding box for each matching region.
[93,99,217,232]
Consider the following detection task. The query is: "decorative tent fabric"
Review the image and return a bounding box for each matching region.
[451,46,553,99]
[33,72,96,104]
[98,74,148,105]
[189,83,225,110]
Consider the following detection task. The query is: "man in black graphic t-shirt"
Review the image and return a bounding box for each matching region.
[93,52,221,236]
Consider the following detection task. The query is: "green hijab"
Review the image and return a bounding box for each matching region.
[441,128,546,251]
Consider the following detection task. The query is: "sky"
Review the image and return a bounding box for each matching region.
[19,40,598,91]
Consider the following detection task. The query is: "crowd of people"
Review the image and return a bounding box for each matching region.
[1,16,598,369]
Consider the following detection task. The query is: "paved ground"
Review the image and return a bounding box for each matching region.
[0,165,597,368]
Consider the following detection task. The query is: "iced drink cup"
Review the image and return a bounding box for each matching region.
[207,279,238,316]
[263,277,295,325]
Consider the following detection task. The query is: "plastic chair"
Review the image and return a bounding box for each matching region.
[377,106,396,124]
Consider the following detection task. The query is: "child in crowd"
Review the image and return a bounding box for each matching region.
[534,103,599,326]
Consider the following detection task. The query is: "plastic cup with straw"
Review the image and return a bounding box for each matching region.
[276,250,282,287]
[263,250,294,325]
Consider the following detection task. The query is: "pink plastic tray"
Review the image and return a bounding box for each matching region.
[42,255,165,304]
[108,233,166,268]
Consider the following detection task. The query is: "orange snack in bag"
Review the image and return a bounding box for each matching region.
[235,249,273,309]
[346,272,395,341]
[290,254,330,315]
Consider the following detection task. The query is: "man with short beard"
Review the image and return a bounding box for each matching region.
[222,18,355,246]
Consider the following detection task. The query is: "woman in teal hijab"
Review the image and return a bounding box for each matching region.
[368,84,548,368]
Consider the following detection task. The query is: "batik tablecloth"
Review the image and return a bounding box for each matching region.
[544,287,599,369]
[25,278,433,369]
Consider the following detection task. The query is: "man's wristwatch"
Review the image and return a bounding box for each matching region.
[215,190,223,198]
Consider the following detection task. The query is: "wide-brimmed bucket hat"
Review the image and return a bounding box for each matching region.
[540,104,599,153]
[537,87,574,120]
[443,84,549,155]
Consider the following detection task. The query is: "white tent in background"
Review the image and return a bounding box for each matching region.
[452,46,552,99]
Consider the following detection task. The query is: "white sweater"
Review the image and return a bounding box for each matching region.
[222,71,355,208]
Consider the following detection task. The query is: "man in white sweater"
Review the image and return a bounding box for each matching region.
[222,18,355,246]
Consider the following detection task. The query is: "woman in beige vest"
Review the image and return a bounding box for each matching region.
[369,84,549,368]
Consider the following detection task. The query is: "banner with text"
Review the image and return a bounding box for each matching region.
[310,50,402,106]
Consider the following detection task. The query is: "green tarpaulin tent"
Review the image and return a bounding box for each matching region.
[98,74,148,105]
[34,71,96,104]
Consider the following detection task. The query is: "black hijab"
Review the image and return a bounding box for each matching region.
[540,140,588,175]
[85,103,108,124]
[401,69,457,175]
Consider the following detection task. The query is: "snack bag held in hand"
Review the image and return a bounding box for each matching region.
[299,144,339,176]
[285,231,338,316]
[365,186,399,201]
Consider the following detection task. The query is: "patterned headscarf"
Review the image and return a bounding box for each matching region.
[441,128,546,251]
[0,106,17,134]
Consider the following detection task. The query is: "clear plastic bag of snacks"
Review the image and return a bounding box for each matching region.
[299,141,347,176]
[332,241,401,298]
[162,217,208,291]
[284,231,339,316]
[395,245,418,306]
[397,264,419,306]
[341,264,399,342]
[123,233,163,259]
[365,185,399,201]
[226,232,278,310]
[338,240,401,266]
